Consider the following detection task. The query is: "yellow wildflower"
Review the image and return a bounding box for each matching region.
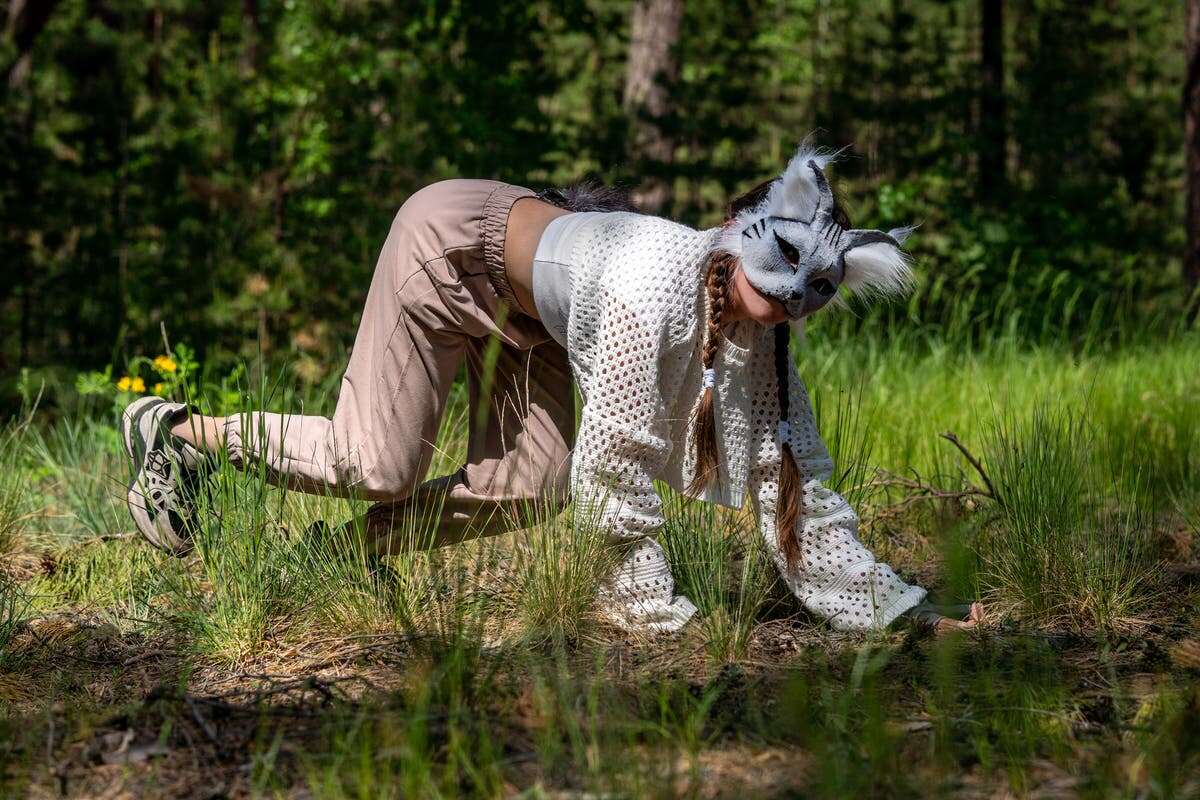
[130,377,146,394]
[116,376,132,392]
[153,383,165,395]
[153,355,178,374]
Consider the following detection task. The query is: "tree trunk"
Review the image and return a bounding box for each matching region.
[623,0,682,214]
[1186,0,1200,310]
[978,0,1005,199]
[241,0,260,76]
[5,0,62,88]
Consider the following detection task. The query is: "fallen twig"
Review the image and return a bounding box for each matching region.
[939,431,999,501]
[867,468,989,523]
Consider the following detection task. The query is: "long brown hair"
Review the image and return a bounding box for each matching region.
[686,249,736,495]
[688,178,805,572]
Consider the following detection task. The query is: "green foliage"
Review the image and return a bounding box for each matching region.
[776,645,914,797]
[1129,681,1200,797]
[38,536,170,618]
[27,414,126,542]
[661,493,774,663]
[504,499,613,646]
[0,0,1190,408]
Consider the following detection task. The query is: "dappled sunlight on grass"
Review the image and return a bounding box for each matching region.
[1,334,1197,795]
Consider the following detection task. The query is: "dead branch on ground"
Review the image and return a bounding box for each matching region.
[939,431,999,502]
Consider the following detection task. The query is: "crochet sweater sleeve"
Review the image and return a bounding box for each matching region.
[748,353,927,631]
[570,273,698,634]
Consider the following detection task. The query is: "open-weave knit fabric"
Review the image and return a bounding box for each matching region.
[562,212,927,633]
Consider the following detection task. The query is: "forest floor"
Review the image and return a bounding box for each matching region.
[1,335,1199,798]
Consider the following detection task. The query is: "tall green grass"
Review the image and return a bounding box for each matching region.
[0,417,34,556]
[0,575,29,668]
[979,404,1157,630]
[661,494,773,663]
[292,649,730,798]
[27,416,126,543]
[784,646,913,797]
[799,324,1200,631]
[501,496,612,646]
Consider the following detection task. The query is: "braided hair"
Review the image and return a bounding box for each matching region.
[687,180,772,495]
[690,177,834,572]
[772,322,803,570]
[686,249,736,494]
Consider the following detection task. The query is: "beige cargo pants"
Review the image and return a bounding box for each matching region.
[224,180,574,553]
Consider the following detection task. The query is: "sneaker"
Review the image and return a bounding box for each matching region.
[121,396,210,555]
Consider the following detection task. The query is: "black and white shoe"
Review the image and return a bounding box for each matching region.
[121,396,210,555]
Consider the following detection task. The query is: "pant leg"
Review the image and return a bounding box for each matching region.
[361,336,575,553]
[223,182,487,500]
[223,302,465,501]
[221,177,573,548]
[461,334,574,504]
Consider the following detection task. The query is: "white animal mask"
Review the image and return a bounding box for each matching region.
[714,145,915,319]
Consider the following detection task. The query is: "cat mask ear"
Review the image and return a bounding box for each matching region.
[841,226,916,299]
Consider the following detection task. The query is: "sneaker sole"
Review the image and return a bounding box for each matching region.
[122,397,191,555]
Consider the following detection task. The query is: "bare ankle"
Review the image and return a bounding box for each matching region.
[170,415,226,453]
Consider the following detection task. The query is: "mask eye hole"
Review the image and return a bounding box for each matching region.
[810,277,836,297]
[773,231,800,269]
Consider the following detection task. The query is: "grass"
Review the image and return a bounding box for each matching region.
[661,494,774,664]
[979,404,1158,630]
[26,415,127,543]
[0,415,35,558]
[0,319,1198,796]
[502,496,614,646]
[0,576,28,670]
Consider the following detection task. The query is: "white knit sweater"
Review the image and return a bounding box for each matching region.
[561,212,927,633]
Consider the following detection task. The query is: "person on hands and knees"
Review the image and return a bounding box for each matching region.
[122,140,984,636]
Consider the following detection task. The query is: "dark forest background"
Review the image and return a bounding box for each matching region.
[1,0,1193,395]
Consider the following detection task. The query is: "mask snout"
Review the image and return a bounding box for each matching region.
[784,291,808,320]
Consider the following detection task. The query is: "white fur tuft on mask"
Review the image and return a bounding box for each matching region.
[842,241,914,298]
[765,143,838,222]
[713,139,839,259]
